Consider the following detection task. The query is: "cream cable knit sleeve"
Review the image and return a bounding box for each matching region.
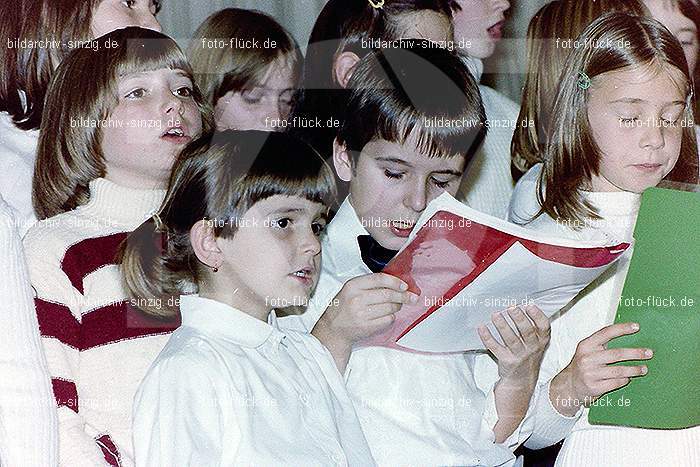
[0,196,57,466]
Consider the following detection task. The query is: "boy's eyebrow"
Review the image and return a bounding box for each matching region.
[375,156,462,176]
[432,169,464,176]
[268,208,305,215]
[375,156,413,167]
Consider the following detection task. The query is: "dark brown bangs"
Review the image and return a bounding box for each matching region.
[162,130,337,240]
[339,42,486,160]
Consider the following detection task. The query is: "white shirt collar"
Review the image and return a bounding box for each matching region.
[179,294,285,348]
[462,56,484,83]
[323,197,372,278]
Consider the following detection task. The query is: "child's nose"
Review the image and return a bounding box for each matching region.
[163,93,184,117]
[404,182,428,213]
[639,122,665,150]
[493,0,510,13]
[266,103,282,127]
[301,230,322,256]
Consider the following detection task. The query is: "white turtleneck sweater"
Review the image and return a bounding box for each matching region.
[0,198,58,466]
[509,164,700,467]
[0,111,57,465]
[0,111,39,233]
[457,58,520,219]
[24,178,175,467]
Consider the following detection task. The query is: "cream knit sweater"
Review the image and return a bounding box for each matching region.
[24,178,176,467]
[509,164,700,467]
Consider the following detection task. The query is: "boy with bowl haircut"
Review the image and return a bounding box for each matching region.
[282,42,549,466]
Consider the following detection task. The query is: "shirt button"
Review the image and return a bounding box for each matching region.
[329,452,343,465]
[298,393,309,405]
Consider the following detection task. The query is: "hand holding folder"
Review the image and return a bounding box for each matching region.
[588,187,700,429]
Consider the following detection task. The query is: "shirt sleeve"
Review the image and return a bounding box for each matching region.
[524,380,583,450]
[0,200,58,467]
[475,353,538,450]
[132,352,232,466]
[523,303,590,450]
[25,231,112,467]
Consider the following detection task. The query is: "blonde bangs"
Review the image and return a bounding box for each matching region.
[115,37,194,81]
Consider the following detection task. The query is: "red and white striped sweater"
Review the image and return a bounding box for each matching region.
[24,178,180,467]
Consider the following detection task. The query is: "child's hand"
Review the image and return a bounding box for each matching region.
[312,273,419,371]
[478,305,550,442]
[478,305,551,385]
[549,322,652,417]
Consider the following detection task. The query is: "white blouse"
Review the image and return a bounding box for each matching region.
[132,294,375,467]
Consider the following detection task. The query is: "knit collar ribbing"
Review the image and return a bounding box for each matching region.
[77,177,166,226]
[0,111,39,160]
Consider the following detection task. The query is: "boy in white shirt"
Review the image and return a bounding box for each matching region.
[282,42,550,467]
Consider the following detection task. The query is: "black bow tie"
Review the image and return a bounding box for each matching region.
[357,235,399,273]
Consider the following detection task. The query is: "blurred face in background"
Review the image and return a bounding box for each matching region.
[644,0,699,73]
[451,0,510,59]
[214,56,297,131]
[91,0,161,37]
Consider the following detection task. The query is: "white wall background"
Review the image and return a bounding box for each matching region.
[158,0,327,50]
[158,0,551,102]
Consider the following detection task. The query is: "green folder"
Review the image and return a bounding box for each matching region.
[588,187,700,429]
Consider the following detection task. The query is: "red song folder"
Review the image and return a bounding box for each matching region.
[360,193,630,354]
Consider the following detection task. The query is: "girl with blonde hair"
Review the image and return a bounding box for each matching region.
[510,12,698,466]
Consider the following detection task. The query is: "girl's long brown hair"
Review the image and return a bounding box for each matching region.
[539,12,699,225]
[511,0,649,180]
[33,27,213,220]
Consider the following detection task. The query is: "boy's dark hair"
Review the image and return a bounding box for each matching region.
[288,0,454,162]
[338,41,486,164]
[303,0,453,91]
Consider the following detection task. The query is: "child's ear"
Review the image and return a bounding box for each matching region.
[190,220,222,270]
[333,51,361,88]
[333,138,353,182]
